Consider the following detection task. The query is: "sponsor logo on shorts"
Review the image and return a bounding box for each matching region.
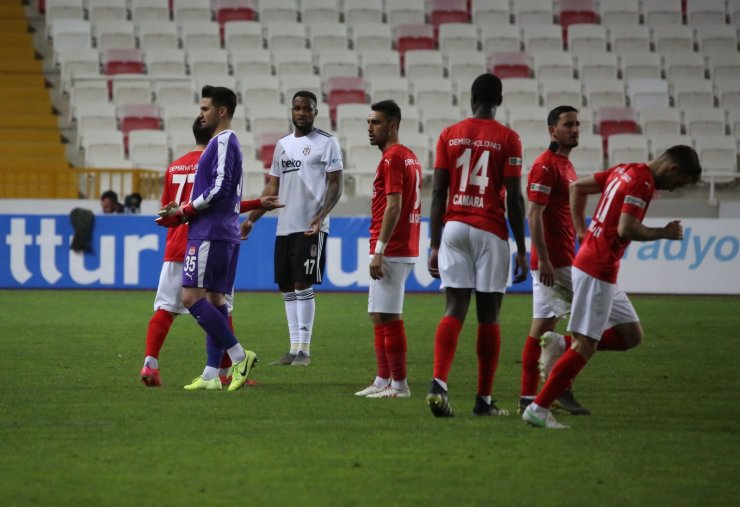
[310,244,317,258]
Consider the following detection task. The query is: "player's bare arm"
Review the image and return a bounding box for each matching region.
[569,175,600,242]
[306,170,343,236]
[242,176,280,239]
[618,214,684,241]
[370,192,401,280]
[527,200,554,287]
[428,168,450,279]
[505,176,528,284]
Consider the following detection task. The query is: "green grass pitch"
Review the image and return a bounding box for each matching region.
[1,290,738,506]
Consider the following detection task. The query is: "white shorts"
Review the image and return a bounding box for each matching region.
[368,259,414,314]
[567,267,639,340]
[438,221,510,293]
[154,261,234,314]
[532,266,573,320]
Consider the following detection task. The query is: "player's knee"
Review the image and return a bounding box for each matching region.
[623,326,643,349]
[572,334,598,360]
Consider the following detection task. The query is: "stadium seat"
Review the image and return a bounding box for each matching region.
[186,48,229,78]
[137,20,179,51]
[247,104,290,137]
[93,20,135,51]
[446,51,486,84]
[576,51,619,81]
[541,78,583,108]
[708,53,740,82]
[223,21,263,52]
[412,78,453,109]
[88,0,127,26]
[608,133,649,165]
[272,48,313,77]
[231,48,271,79]
[111,78,152,106]
[638,106,682,137]
[68,79,108,121]
[559,0,598,42]
[480,24,522,54]
[438,23,478,54]
[471,0,511,27]
[727,109,740,141]
[83,129,125,165]
[335,103,371,133]
[280,74,322,107]
[508,106,550,135]
[514,0,555,26]
[672,79,716,109]
[430,0,469,36]
[421,105,462,138]
[257,132,286,168]
[569,134,605,173]
[682,106,727,137]
[265,22,307,50]
[154,80,195,106]
[352,23,392,52]
[404,50,445,80]
[308,23,349,51]
[696,25,738,56]
[402,132,432,172]
[584,78,626,109]
[58,47,99,93]
[75,102,117,149]
[533,51,574,80]
[258,0,298,23]
[45,0,84,38]
[641,0,683,26]
[387,0,427,29]
[730,0,740,24]
[161,102,199,132]
[129,130,169,169]
[240,75,281,106]
[51,19,92,65]
[173,0,212,25]
[214,0,256,38]
[627,78,670,108]
[366,76,409,105]
[301,0,340,25]
[396,24,436,57]
[597,107,639,151]
[566,24,607,55]
[652,25,695,54]
[344,0,383,25]
[686,0,726,28]
[523,24,563,53]
[317,49,360,80]
[144,49,186,76]
[501,77,539,107]
[360,50,401,79]
[608,24,651,55]
[131,0,170,25]
[119,103,160,148]
[715,77,740,109]
[490,52,531,79]
[103,48,144,75]
[326,77,366,127]
[694,135,738,183]
[179,21,222,51]
[599,0,639,26]
[620,52,662,81]
[663,52,706,82]
[648,134,693,159]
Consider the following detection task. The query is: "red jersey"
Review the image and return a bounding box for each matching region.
[574,163,655,283]
[434,117,522,240]
[527,149,577,270]
[369,143,422,258]
[161,150,201,262]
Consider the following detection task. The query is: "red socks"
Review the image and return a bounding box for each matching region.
[433,315,463,382]
[374,324,390,379]
[520,335,541,397]
[384,320,407,382]
[145,309,174,359]
[534,348,588,408]
[477,323,501,397]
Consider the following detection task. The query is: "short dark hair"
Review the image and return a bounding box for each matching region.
[471,73,503,106]
[201,85,237,118]
[191,117,211,146]
[370,99,402,126]
[547,105,579,126]
[292,90,318,106]
[100,190,118,202]
[661,145,703,184]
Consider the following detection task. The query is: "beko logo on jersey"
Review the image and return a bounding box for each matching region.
[281,159,302,169]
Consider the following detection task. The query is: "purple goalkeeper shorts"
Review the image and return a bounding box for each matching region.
[182,239,240,294]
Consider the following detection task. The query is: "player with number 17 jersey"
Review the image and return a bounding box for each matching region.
[434,118,523,240]
[161,151,199,262]
[574,163,655,284]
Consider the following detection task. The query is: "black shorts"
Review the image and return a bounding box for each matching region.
[274,231,327,286]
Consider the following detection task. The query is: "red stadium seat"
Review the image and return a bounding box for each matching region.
[395,23,435,58]
[559,0,598,43]
[118,103,160,152]
[103,48,145,75]
[490,52,531,78]
[430,0,469,40]
[258,132,285,169]
[596,107,639,152]
[215,0,257,42]
[325,76,365,129]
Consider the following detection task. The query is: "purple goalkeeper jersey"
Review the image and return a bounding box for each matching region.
[187,129,243,243]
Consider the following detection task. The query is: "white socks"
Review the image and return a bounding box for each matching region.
[283,291,299,354]
[295,288,315,355]
[227,343,246,364]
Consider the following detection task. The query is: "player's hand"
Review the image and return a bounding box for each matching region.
[155,214,183,228]
[428,247,440,279]
[305,216,322,236]
[538,259,555,287]
[260,195,284,210]
[240,219,254,240]
[512,252,528,284]
[663,220,683,240]
[158,201,180,217]
[369,254,384,280]
[157,201,196,223]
